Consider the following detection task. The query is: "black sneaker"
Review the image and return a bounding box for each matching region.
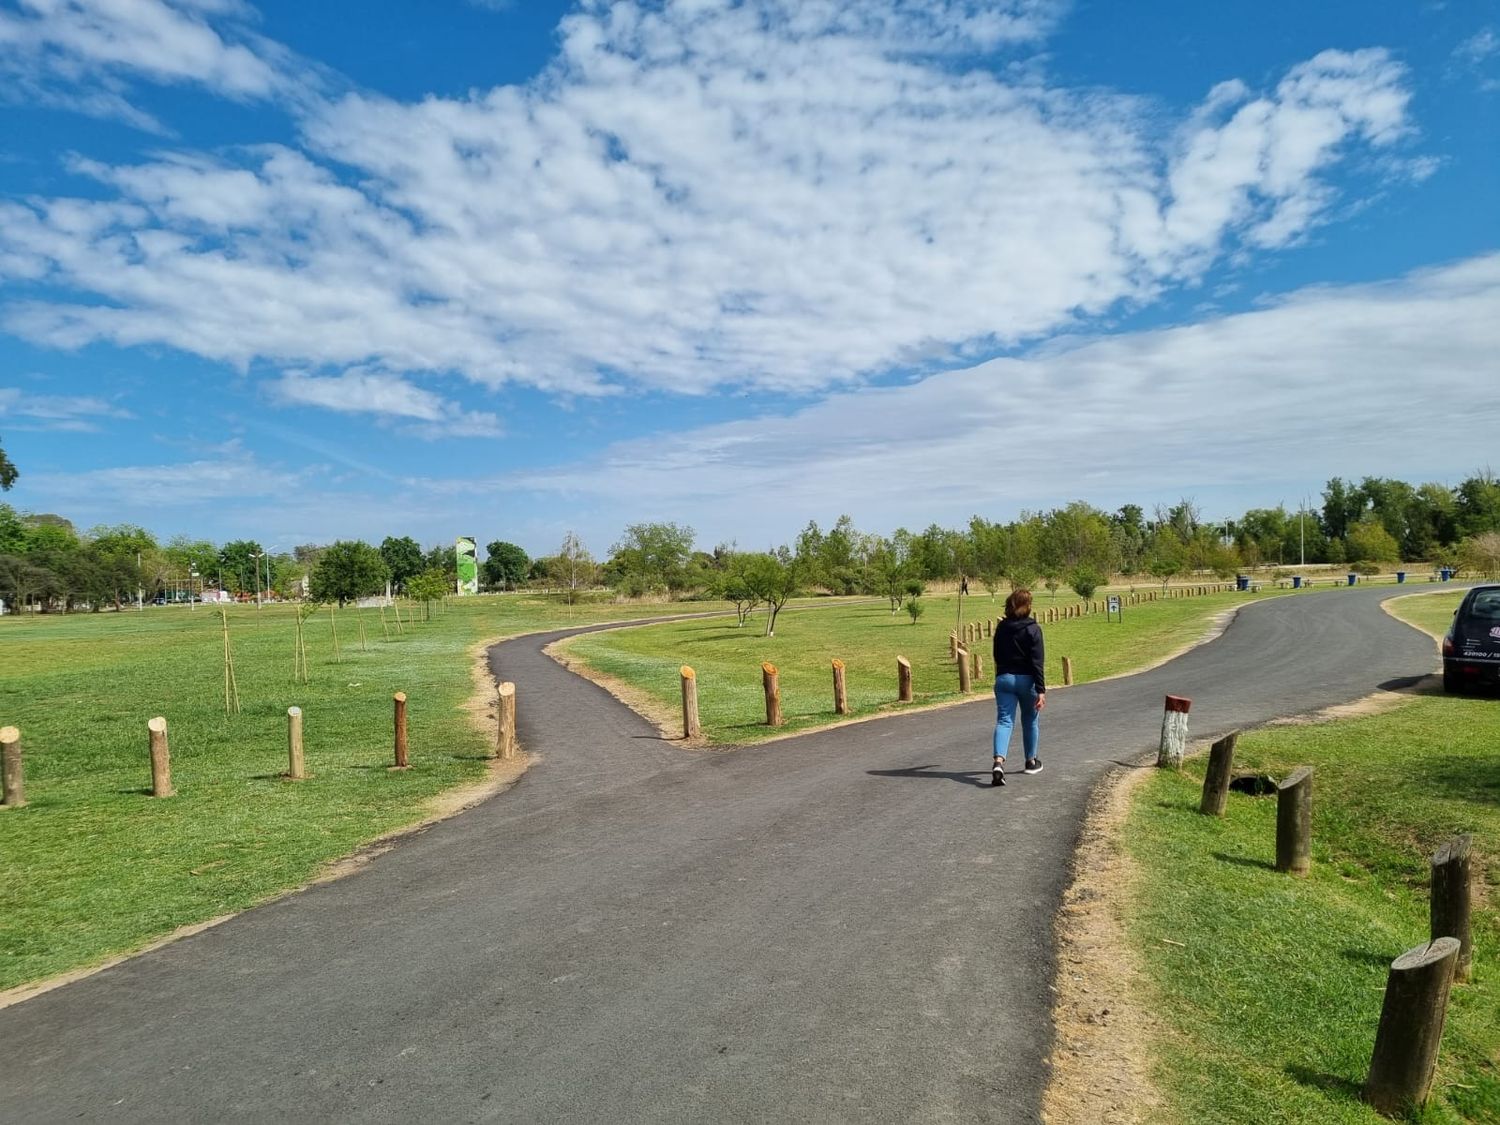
[1024,758,1043,775]
[991,762,1006,787]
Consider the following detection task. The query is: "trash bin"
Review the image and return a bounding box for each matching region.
[1292,576,1303,589]
[1395,571,1406,584]
[1440,567,1453,581]
[1236,574,1250,591]
[1347,573,1357,586]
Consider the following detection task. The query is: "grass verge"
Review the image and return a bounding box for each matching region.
[560,586,1301,743]
[1121,591,1498,1123]
[0,594,727,993]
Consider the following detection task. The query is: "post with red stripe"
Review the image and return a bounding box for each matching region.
[1157,694,1191,768]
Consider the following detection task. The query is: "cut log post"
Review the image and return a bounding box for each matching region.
[1275,766,1313,875]
[1156,694,1191,768]
[392,691,410,770]
[949,631,958,659]
[286,706,306,780]
[971,649,982,681]
[1062,657,1074,686]
[831,659,850,715]
[762,662,782,727]
[680,666,701,738]
[897,656,913,702]
[497,681,517,759]
[1198,731,1240,816]
[1431,835,1474,983]
[0,726,24,809]
[956,647,971,692]
[984,619,992,638]
[148,716,174,797]
[1364,937,1462,1116]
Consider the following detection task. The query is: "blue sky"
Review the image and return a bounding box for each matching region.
[1,0,1497,558]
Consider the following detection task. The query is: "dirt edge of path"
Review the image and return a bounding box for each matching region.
[0,634,529,1014]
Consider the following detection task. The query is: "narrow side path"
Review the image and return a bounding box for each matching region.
[0,586,1441,1123]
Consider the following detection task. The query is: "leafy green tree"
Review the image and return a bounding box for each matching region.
[1068,566,1104,600]
[219,539,264,594]
[1455,470,1500,538]
[0,503,27,554]
[309,540,390,606]
[905,597,924,625]
[482,540,530,590]
[546,532,597,608]
[379,536,424,592]
[0,437,16,490]
[742,551,800,636]
[1458,532,1500,579]
[422,543,459,582]
[405,568,451,617]
[709,552,761,625]
[1345,518,1400,565]
[23,519,79,554]
[607,522,695,595]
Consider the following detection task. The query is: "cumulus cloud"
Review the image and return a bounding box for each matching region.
[0,1,1417,403]
[504,254,1500,543]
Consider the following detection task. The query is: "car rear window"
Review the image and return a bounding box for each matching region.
[1469,591,1500,620]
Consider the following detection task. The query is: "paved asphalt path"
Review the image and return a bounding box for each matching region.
[1,586,1445,1123]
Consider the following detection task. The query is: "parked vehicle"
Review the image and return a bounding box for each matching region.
[1442,584,1500,694]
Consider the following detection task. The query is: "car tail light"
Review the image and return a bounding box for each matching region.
[1442,637,1455,655]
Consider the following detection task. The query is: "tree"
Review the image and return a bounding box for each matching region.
[482,541,530,590]
[1068,566,1104,600]
[0,437,16,490]
[905,597,924,625]
[546,532,597,608]
[1458,532,1500,579]
[710,552,761,626]
[405,568,450,617]
[380,536,424,592]
[1455,470,1500,538]
[607,522,695,595]
[309,540,389,606]
[1345,518,1400,565]
[422,543,458,582]
[219,539,264,594]
[742,551,799,636]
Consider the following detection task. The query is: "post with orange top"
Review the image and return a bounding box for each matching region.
[680,667,701,739]
[1156,694,1191,768]
[762,663,782,727]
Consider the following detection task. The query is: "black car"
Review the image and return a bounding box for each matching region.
[1443,584,1500,693]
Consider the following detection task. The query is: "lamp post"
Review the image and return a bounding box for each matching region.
[189,566,198,612]
[251,550,264,609]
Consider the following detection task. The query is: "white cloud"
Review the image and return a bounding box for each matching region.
[1454,27,1498,66]
[503,253,1500,544]
[0,0,309,126]
[0,3,1417,400]
[269,368,503,438]
[24,446,307,504]
[0,385,132,431]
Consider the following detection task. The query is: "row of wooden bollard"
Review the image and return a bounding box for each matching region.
[678,657,918,736]
[1188,721,1476,1116]
[0,685,522,806]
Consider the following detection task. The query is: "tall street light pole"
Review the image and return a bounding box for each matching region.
[251,551,263,609]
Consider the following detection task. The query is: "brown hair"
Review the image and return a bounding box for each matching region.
[1004,589,1033,619]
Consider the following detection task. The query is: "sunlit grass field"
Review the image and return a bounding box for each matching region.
[1124,591,1500,1123]
[0,593,725,991]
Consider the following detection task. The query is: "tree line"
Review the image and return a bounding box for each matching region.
[2,471,1498,614]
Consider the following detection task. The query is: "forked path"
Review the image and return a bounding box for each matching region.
[0,587,1442,1123]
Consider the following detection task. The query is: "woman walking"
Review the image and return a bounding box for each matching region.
[989,588,1046,786]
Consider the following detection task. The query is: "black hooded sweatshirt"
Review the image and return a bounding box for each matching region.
[992,614,1046,692]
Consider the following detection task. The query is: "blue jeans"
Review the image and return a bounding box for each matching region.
[992,673,1040,762]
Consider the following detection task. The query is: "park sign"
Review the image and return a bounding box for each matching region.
[456,537,479,596]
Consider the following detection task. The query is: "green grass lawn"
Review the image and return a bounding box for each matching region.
[0,593,729,992]
[1124,591,1499,1124]
[561,585,1307,743]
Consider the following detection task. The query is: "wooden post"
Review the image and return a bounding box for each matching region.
[1275,766,1313,875]
[984,619,992,638]
[681,667,701,738]
[957,647,971,692]
[148,716,174,797]
[497,682,517,759]
[831,659,849,715]
[286,706,306,780]
[1198,731,1240,816]
[1062,657,1074,686]
[762,662,782,726]
[1364,938,1461,1116]
[1156,694,1191,768]
[949,631,958,659]
[392,692,409,769]
[971,648,982,681]
[897,656,913,702]
[1431,835,1474,983]
[0,726,24,809]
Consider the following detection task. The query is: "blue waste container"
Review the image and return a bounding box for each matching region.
[1441,567,1453,581]
[1236,574,1250,591]
[1292,576,1303,589]
[1347,573,1358,586]
[1396,571,1406,584]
